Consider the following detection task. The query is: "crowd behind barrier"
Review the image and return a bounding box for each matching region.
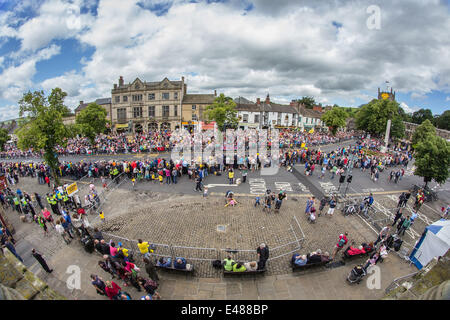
[1,129,357,159]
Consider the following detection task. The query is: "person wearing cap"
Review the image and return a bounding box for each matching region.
[332,232,348,260]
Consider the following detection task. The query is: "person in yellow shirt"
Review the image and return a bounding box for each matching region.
[99,211,105,222]
[138,239,151,259]
[228,169,234,184]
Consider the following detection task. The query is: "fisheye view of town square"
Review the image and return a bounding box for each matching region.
[0,0,449,308]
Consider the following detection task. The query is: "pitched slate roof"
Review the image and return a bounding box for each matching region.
[182,94,216,104]
[75,98,111,113]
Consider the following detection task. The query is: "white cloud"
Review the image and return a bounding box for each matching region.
[16,0,94,52]
[0,45,60,120]
[0,0,450,119]
[446,96,450,101]
[400,102,419,114]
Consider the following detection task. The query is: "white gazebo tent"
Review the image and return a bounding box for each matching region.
[409,219,450,269]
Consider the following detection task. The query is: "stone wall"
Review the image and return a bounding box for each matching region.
[0,249,66,300]
[383,250,450,300]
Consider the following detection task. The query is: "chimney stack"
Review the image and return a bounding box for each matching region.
[256,98,260,105]
[265,94,270,104]
[214,89,217,96]
[79,100,84,106]
[119,76,124,86]
[114,84,117,89]
[182,76,185,82]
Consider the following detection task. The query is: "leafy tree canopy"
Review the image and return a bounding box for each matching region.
[321,107,349,135]
[296,96,316,109]
[414,134,450,186]
[434,110,450,131]
[355,99,405,138]
[0,128,10,151]
[16,88,75,184]
[75,103,109,144]
[204,93,238,131]
[411,108,433,125]
[411,119,436,149]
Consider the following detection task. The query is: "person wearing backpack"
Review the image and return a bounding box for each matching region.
[332,232,348,260]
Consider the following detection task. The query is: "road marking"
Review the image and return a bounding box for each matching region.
[210,192,312,197]
[362,188,384,193]
[249,178,266,194]
[297,182,310,193]
[274,182,293,192]
[318,181,338,194]
[204,184,238,188]
[346,190,409,196]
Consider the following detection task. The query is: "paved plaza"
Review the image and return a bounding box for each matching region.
[2,140,448,300]
[4,171,442,300]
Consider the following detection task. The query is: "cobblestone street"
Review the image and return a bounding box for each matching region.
[0,176,425,299]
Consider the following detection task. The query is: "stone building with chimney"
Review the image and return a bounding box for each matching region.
[110,76,186,133]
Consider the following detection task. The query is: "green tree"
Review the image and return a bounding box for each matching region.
[414,134,450,187]
[435,110,450,130]
[16,88,74,184]
[296,96,316,109]
[411,119,436,149]
[321,107,348,135]
[0,128,10,151]
[204,93,238,131]
[75,103,109,144]
[398,106,413,122]
[411,108,433,124]
[355,99,405,138]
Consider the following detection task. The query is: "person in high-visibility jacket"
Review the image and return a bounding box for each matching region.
[113,167,119,184]
[13,196,21,213]
[48,194,60,216]
[223,256,235,271]
[62,193,70,209]
[232,262,247,272]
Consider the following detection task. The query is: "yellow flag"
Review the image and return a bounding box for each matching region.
[309,128,314,134]
[301,143,305,148]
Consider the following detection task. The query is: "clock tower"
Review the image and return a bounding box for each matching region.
[378,87,396,101]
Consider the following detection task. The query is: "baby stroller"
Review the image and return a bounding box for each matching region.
[347,265,366,284]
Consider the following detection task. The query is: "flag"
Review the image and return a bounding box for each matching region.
[309,128,314,134]
[301,143,305,148]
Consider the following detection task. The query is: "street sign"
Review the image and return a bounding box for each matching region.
[66,182,78,196]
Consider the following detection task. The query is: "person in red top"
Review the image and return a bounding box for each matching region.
[45,176,50,187]
[105,281,121,300]
[332,232,349,260]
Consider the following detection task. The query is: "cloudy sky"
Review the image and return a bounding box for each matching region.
[0,0,449,121]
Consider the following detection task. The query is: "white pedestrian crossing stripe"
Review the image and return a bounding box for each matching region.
[274,182,293,192]
[249,178,266,194]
